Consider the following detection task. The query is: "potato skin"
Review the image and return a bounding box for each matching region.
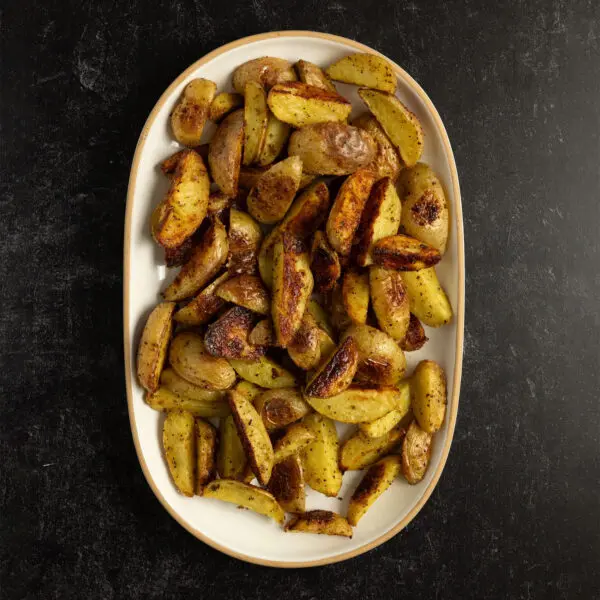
[326,53,396,93]
[310,231,341,293]
[170,78,216,146]
[254,388,311,431]
[195,419,218,494]
[401,420,433,484]
[295,60,337,92]
[232,57,297,93]
[353,113,402,180]
[400,313,428,351]
[287,313,322,370]
[400,268,452,327]
[370,265,410,341]
[286,510,353,538]
[163,410,196,496]
[173,272,230,326]
[267,454,306,513]
[204,306,265,360]
[229,356,298,389]
[146,387,229,418]
[227,208,263,275]
[243,81,269,165]
[411,360,447,433]
[217,415,247,480]
[372,234,442,271]
[342,269,370,325]
[256,113,290,167]
[208,109,244,196]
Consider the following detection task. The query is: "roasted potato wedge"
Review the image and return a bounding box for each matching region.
[169,331,236,390]
[240,166,316,191]
[232,57,297,93]
[227,208,263,275]
[137,302,175,392]
[248,319,275,346]
[163,237,194,268]
[339,425,405,471]
[400,268,452,327]
[152,150,210,249]
[302,413,342,497]
[372,234,441,271]
[257,112,290,166]
[195,419,217,494]
[209,92,243,122]
[307,299,335,339]
[370,265,410,341]
[206,190,234,221]
[358,88,424,167]
[173,272,230,326]
[204,479,285,524]
[326,53,396,93]
[146,387,229,417]
[286,510,352,538]
[204,306,265,360]
[412,360,447,433]
[255,387,311,431]
[295,59,337,92]
[288,122,377,175]
[247,156,303,224]
[399,163,449,254]
[243,81,269,165]
[267,454,306,513]
[327,283,353,333]
[326,168,376,255]
[273,422,316,463]
[347,454,402,525]
[272,233,314,346]
[163,410,196,496]
[287,313,322,370]
[234,380,263,403]
[400,313,428,351]
[310,231,341,293]
[216,274,270,315]
[354,177,402,266]
[229,356,298,388]
[170,78,216,146]
[217,415,248,480]
[353,113,402,180]
[402,420,433,484]
[342,269,370,324]
[160,368,227,404]
[208,109,244,197]
[358,381,411,437]
[163,218,228,301]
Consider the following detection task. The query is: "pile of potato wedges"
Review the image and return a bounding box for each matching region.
[137,52,453,537]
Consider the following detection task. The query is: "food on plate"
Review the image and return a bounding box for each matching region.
[163,237,194,268]
[248,319,275,346]
[310,231,341,293]
[358,382,411,437]
[369,265,410,340]
[371,234,441,271]
[232,57,297,93]
[209,91,243,122]
[208,109,244,196]
[243,81,269,165]
[227,208,263,275]
[204,306,265,360]
[287,313,322,370]
[400,313,428,351]
[257,112,291,167]
[170,78,216,146]
[173,272,230,326]
[195,419,218,494]
[326,53,396,93]
[307,299,335,339]
[273,422,316,463]
[339,425,405,471]
[160,368,226,403]
[295,59,337,92]
[163,410,196,496]
[215,274,270,315]
[145,387,230,417]
[411,360,447,433]
[305,336,358,398]
[401,420,433,484]
[239,166,316,191]
[217,415,247,480]
[234,380,263,403]
[341,269,370,324]
[327,283,352,333]
[267,454,306,513]
[400,268,452,327]
[229,356,298,388]
[254,388,311,431]
[286,510,353,538]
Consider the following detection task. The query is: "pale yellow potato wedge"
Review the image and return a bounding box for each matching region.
[400,313,428,351]
[229,356,298,389]
[256,112,290,166]
[273,423,316,463]
[402,420,433,484]
[370,265,410,340]
[227,208,263,275]
[146,387,230,418]
[232,57,297,93]
[268,454,306,513]
[411,360,447,433]
[243,81,268,165]
[163,410,195,496]
[339,425,405,471]
[209,91,243,122]
[295,59,337,92]
[170,78,216,146]
[160,368,226,404]
[310,231,341,293]
[208,109,244,196]
[216,274,270,315]
[316,328,336,363]
[286,510,352,538]
[353,113,402,180]
[195,419,217,494]
[254,388,311,431]
[372,235,441,271]
[400,268,452,327]
[287,313,322,370]
[204,306,265,360]
[326,53,396,93]
[342,269,370,324]
[234,380,263,404]
[248,319,275,346]
[217,415,247,480]
[307,299,335,339]
[358,381,411,438]
[173,272,230,326]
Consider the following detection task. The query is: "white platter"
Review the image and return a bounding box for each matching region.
[124,31,464,567]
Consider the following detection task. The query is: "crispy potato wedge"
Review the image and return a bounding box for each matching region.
[229,356,298,388]
[295,59,337,91]
[169,331,236,390]
[267,82,351,127]
[255,388,311,431]
[227,208,263,275]
[341,324,406,386]
[173,272,230,326]
[256,112,291,167]
[354,177,402,266]
[402,420,433,484]
[163,237,194,268]
[400,313,428,351]
[247,156,303,224]
[248,319,275,346]
[399,163,449,254]
[137,302,175,392]
[358,381,411,437]
[207,190,234,220]
[316,328,337,362]
[216,274,270,315]
[288,123,377,176]
[195,419,217,494]
[232,57,297,93]
[310,231,341,293]
[240,166,316,191]
[146,387,230,417]
[160,368,226,403]
[353,113,402,180]
[400,268,452,327]
[326,53,396,93]
[326,168,376,255]
[204,306,265,360]
[163,218,228,301]
[267,454,306,513]
[273,422,316,463]
[302,413,342,496]
[208,109,244,196]
[339,425,405,471]
[152,150,210,249]
[163,410,195,496]
[370,265,410,340]
[160,149,188,177]
[347,454,402,525]
[287,313,322,370]
[243,82,269,165]
[209,91,243,122]
[327,283,353,333]
[412,360,447,433]
[217,415,247,479]
[286,510,352,538]
[229,389,274,485]
[272,233,314,346]
[170,78,216,146]
[358,88,424,167]
[372,234,441,271]
[307,299,335,339]
[204,479,285,524]
[342,269,370,324]
[305,336,359,398]
[234,380,263,403]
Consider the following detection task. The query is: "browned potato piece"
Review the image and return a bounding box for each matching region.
[204,306,265,360]
[287,313,322,370]
[243,81,268,165]
[353,113,402,180]
[210,92,243,122]
[227,208,263,275]
[305,336,359,398]
[255,388,311,431]
[272,234,314,347]
[286,510,352,538]
[239,166,315,190]
[195,419,217,494]
[339,425,405,471]
[358,382,411,438]
[160,149,188,177]
[402,420,433,484]
[173,272,230,326]
[400,268,452,327]
[216,274,270,315]
[342,269,370,324]
[163,218,228,301]
[248,319,275,346]
[257,112,291,167]
[146,387,230,418]
[267,454,306,513]
[354,177,402,266]
[137,302,176,392]
[208,109,244,197]
[326,168,377,255]
[152,150,209,249]
[232,57,297,93]
[229,356,298,388]
[370,265,410,341]
[206,190,234,220]
[217,415,247,480]
[288,123,377,176]
[295,59,337,91]
[160,368,226,404]
[163,237,194,268]
[170,78,216,146]
[326,53,396,93]
[273,423,316,463]
[310,231,341,293]
[411,360,447,433]
[327,283,352,333]
[372,235,442,271]
[163,410,196,496]
[307,299,335,339]
[400,313,428,351]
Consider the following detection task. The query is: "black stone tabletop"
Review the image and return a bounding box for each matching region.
[2,1,599,598]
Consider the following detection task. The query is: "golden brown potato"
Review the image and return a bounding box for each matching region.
[295,59,337,91]
[256,112,290,167]
[342,269,370,324]
[400,313,428,351]
[267,454,306,513]
[327,283,353,333]
[310,231,341,293]
[173,272,230,326]
[209,92,243,122]
[163,237,194,268]
[286,510,353,537]
[243,81,268,165]
[208,109,244,197]
[229,356,298,389]
[170,78,216,146]
[305,336,359,398]
[248,319,275,346]
[163,218,228,301]
[247,156,303,224]
[232,57,297,93]
[217,415,247,480]
[234,380,263,403]
[195,419,217,494]
[254,388,311,431]
[152,150,210,249]
[216,274,270,315]
[227,208,263,275]
[272,234,314,347]
[288,122,377,176]
[240,165,316,191]
[347,454,402,525]
[204,306,265,360]
[371,235,442,271]
[169,331,236,390]
[400,268,452,327]
[339,425,405,471]
[354,177,401,266]
[326,168,377,255]
[206,190,234,220]
[163,410,196,496]
[411,360,447,433]
[358,88,424,167]
[326,53,396,93]
[401,420,433,484]
[307,299,335,339]
[353,113,402,180]
[137,302,175,392]
[160,368,227,404]
[146,387,230,417]
[287,313,322,370]
[273,422,316,463]
[358,381,411,437]
[370,265,410,340]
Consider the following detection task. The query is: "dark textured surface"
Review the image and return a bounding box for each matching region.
[1,0,600,598]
